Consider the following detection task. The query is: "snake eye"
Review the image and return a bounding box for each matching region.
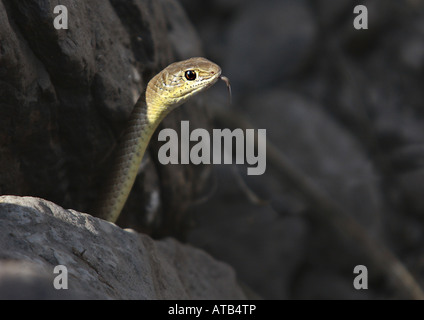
[185,70,197,81]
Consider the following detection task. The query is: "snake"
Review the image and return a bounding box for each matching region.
[95,57,228,223]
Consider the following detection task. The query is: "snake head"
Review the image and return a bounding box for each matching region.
[146,57,222,112]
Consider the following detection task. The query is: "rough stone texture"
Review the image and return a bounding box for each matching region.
[0,196,246,299]
[0,0,212,236]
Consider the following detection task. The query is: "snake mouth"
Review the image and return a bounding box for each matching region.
[202,68,222,86]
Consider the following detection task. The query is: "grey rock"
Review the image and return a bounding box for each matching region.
[224,0,317,93]
[293,270,375,300]
[0,196,246,300]
[0,260,78,299]
[161,0,203,59]
[314,0,354,27]
[396,169,424,215]
[246,90,383,233]
[398,16,424,71]
[188,165,307,300]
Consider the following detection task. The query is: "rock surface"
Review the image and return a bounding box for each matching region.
[224,0,316,93]
[0,196,245,299]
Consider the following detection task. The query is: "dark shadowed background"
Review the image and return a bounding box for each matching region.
[180,0,424,299]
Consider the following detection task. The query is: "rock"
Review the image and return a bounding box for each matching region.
[397,14,424,71]
[224,0,317,93]
[396,169,424,215]
[161,0,203,59]
[314,0,353,28]
[0,196,246,299]
[293,270,376,300]
[0,260,78,299]
[188,165,307,300]
[246,90,383,233]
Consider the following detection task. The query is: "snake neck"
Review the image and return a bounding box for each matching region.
[130,91,168,150]
[94,91,170,222]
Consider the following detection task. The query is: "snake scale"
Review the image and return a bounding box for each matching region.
[95,57,226,223]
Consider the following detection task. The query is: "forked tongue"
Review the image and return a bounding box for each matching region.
[220,76,232,106]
